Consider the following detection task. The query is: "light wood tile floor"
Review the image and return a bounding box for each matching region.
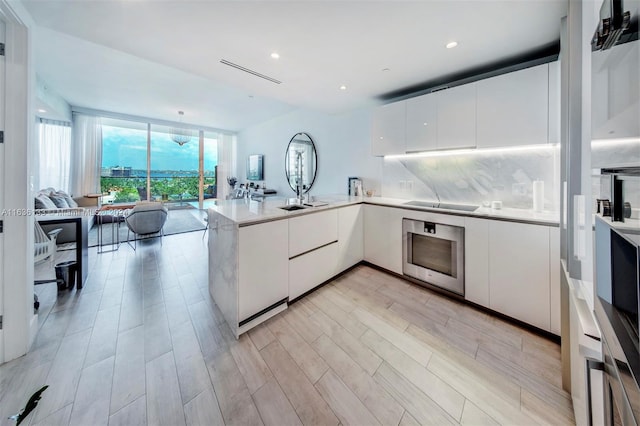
[1,231,574,425]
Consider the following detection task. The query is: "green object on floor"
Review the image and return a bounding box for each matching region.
[8,385,48,425]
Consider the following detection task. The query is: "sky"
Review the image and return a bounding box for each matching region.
[102,125,217,171]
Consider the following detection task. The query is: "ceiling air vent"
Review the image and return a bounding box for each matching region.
[219,59,282,84]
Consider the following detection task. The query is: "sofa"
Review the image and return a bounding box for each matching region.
[35,188,99,243]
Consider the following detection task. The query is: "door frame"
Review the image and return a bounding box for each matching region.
[0,0,35,363]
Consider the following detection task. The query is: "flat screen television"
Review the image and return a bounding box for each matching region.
[247,154,264,181]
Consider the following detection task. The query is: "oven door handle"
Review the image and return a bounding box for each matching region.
[586,357,605,426]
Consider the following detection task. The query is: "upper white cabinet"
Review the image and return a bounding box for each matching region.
[476,64,549,148]
[372,62,560,155]
[592,41,640,139]
[548,61,561,144]
[371,100,406,156]
[436,83,477,149]
[405,93,438,152]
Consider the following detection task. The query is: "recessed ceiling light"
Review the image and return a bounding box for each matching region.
[340,85,347,90]
[382,68,391,72]
[38,108,47,113]
[270,52,280,59]
[446,41,458,49]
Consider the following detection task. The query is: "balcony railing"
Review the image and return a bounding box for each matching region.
[100,176,216,203]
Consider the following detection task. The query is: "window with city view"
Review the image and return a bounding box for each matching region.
[100,118,217,204]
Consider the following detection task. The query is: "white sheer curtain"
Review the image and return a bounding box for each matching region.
[217,133,237,200]
[70,114,102,197]
[34,119,72,192]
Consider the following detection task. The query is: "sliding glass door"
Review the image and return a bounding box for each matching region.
[100,118,217,206]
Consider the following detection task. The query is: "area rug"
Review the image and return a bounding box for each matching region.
[87,208,207,247]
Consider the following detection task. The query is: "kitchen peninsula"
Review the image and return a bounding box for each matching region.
[208,196,560,338]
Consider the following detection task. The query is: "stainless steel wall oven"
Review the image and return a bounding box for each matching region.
[402,219,464,296]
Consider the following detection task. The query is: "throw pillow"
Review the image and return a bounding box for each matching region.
[56,191,78,208]
[35,193,57,209]
[49,194,70,208]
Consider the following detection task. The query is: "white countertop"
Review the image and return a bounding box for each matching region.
[208,195,560,227]
[595,214,640,234]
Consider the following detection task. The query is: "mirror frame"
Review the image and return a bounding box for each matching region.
[285,132,318,194]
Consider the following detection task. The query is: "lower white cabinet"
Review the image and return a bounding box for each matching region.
[230,203,560,336]
[550,227,561,335]
[488,220,551,331]
[464,217,490,307]
[289,209,338,258]
[289,242,338,300]
[364,204,403,274]
[337,205,364,273]
[238,220,289,322]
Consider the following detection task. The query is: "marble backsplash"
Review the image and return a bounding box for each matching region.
[382,146,560,211]
[381,140,639,212]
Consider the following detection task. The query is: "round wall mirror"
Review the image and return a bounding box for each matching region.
[285,132,317,194]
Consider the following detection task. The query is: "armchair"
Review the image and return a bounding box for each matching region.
[124,202,168,250]
[34,221,62,264]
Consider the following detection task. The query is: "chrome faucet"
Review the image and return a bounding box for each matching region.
[295,150,304,203]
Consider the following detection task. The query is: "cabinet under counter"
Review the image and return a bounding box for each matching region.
[208,202,362,337]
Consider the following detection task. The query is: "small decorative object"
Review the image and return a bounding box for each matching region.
[9,385,48,425]
[348,177,362,196]
[169,111,193,146]
[227,177,237,188]
[532,180,544,212]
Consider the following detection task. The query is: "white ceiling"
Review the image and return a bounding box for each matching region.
[23,0,568,131]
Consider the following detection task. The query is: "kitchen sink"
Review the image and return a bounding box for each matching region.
[278,204,307,211]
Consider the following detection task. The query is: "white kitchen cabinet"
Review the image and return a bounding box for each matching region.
[337,205,364,273]
[405,93,438,152]
[592,41,640,139]
[548,61,561,144]
[549,226,560,335]
[289,242,338,300]
[436,83,477,149]
[364,204,403,274]
[371,100,406,156]
[464,217,490,308]
[289,210,338,258]
[476,64,549,148]
[364,204,390,268]
[488,220,551,331]
[238,220,289,322]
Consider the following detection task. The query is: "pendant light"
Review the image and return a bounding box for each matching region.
[170,111,193,146]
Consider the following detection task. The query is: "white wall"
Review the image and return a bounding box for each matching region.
[237,107,382,198]
[36,74,72,122]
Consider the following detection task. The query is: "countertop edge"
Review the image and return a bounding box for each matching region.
[209,198,560,228]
